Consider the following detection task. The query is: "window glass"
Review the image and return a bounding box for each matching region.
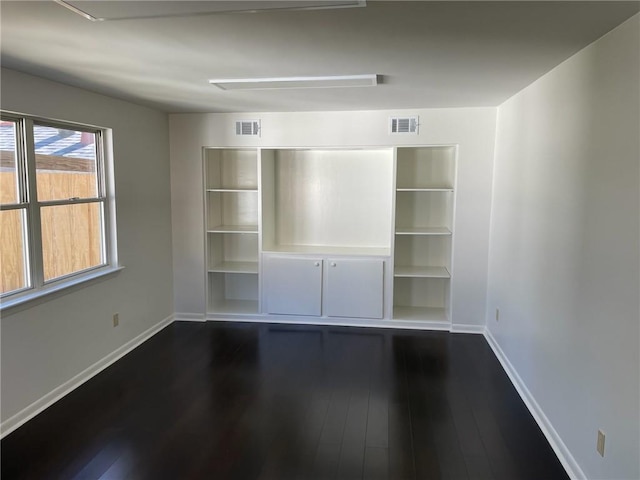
[0,209,29,294]
[41,203,104,281]
[34,125,98,202]
[0,113,112,303]
[0,120,19,205]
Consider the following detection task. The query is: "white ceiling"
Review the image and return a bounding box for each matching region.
[1,1,638,113]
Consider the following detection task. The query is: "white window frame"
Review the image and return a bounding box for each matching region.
[0,111,121,310]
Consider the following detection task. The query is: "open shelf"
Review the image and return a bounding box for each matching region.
[208,232,258,270]
[393,270,450,323]
[209,261,259,274]
[210,299,259,315]
[205,148,258,190]
[206,188,258,193]
[261,148,393,255]
[394,190,454,233]
[263,244,391,256]
[208,272,259,315]
[393,306,447,322]
[396,146,455,190]
[206,190,258,231]
[394,235,451,274]
[395,227,452,235]
[394,266,450,278]
[396,187,453,192]
[208,225,258,234]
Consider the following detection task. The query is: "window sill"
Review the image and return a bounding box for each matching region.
[0,266,125,313]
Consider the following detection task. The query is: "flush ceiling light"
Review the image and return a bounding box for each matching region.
[209,74,379,91]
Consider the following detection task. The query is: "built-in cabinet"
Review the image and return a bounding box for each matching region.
[263,256,323,316]
[323,257,384,319]
[263,255,384,319]
[204,145,456,327]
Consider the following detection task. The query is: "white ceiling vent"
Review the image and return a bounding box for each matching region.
[390,116,419,135]
[235,120,261,137]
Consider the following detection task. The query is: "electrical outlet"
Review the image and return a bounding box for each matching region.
[113,313,119,327]
[495,308,500,322]
[597,430,605,457]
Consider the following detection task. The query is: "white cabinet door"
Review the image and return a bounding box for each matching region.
[324,258,384,319]
[263,256,323,316]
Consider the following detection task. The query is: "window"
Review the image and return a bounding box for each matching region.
[0,112,118,307]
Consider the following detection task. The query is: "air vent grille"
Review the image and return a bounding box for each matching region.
[390,116,419,134]
[235,120,261,136]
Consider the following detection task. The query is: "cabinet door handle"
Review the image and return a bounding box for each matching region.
[330,262,337,267]
[314,262,320,267]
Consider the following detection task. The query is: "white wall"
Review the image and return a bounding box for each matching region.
[170,108,496,327]
[0,69,174,425]
[486,15,639,480]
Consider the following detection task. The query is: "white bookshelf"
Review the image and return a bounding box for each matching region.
[205,148,259,315]
[393,146,456,323]
[202,145,457,326]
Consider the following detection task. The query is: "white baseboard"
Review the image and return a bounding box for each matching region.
[483,328,585,480]
[450,324,485,334]
[0,314,175,439]
[174,312,206,322]
[206,315,452,331]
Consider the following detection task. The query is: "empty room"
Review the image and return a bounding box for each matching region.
[1,1,638,479]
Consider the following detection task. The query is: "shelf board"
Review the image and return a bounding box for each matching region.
[206,188,258,193]
[394,266,450,278]
[208,225,258,234]
[209,261,258,274]
[395,227,452,236]
[396,187,454,192]
[393,306,448,322]
[209,299,259,315]
[263,244,391,256]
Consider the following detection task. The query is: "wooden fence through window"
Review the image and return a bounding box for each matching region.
[0,151,102,294]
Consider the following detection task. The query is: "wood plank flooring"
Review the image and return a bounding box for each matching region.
[1,322,569,480]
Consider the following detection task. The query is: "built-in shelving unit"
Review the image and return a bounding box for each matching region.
[204,149,259,315]
[392,147,456,323]
[203,145,457,327]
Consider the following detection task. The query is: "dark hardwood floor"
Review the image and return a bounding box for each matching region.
[2,322,568,480]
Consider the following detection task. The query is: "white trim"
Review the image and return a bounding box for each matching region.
[1,266,124,312]
[0,314,174,439]
[483,328,585,480]
[207,315,486,334]
[174,312,206,322]
[206,314,452,331]
[450,324,485,334]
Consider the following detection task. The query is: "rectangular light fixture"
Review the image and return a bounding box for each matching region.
[209,74,379,91]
